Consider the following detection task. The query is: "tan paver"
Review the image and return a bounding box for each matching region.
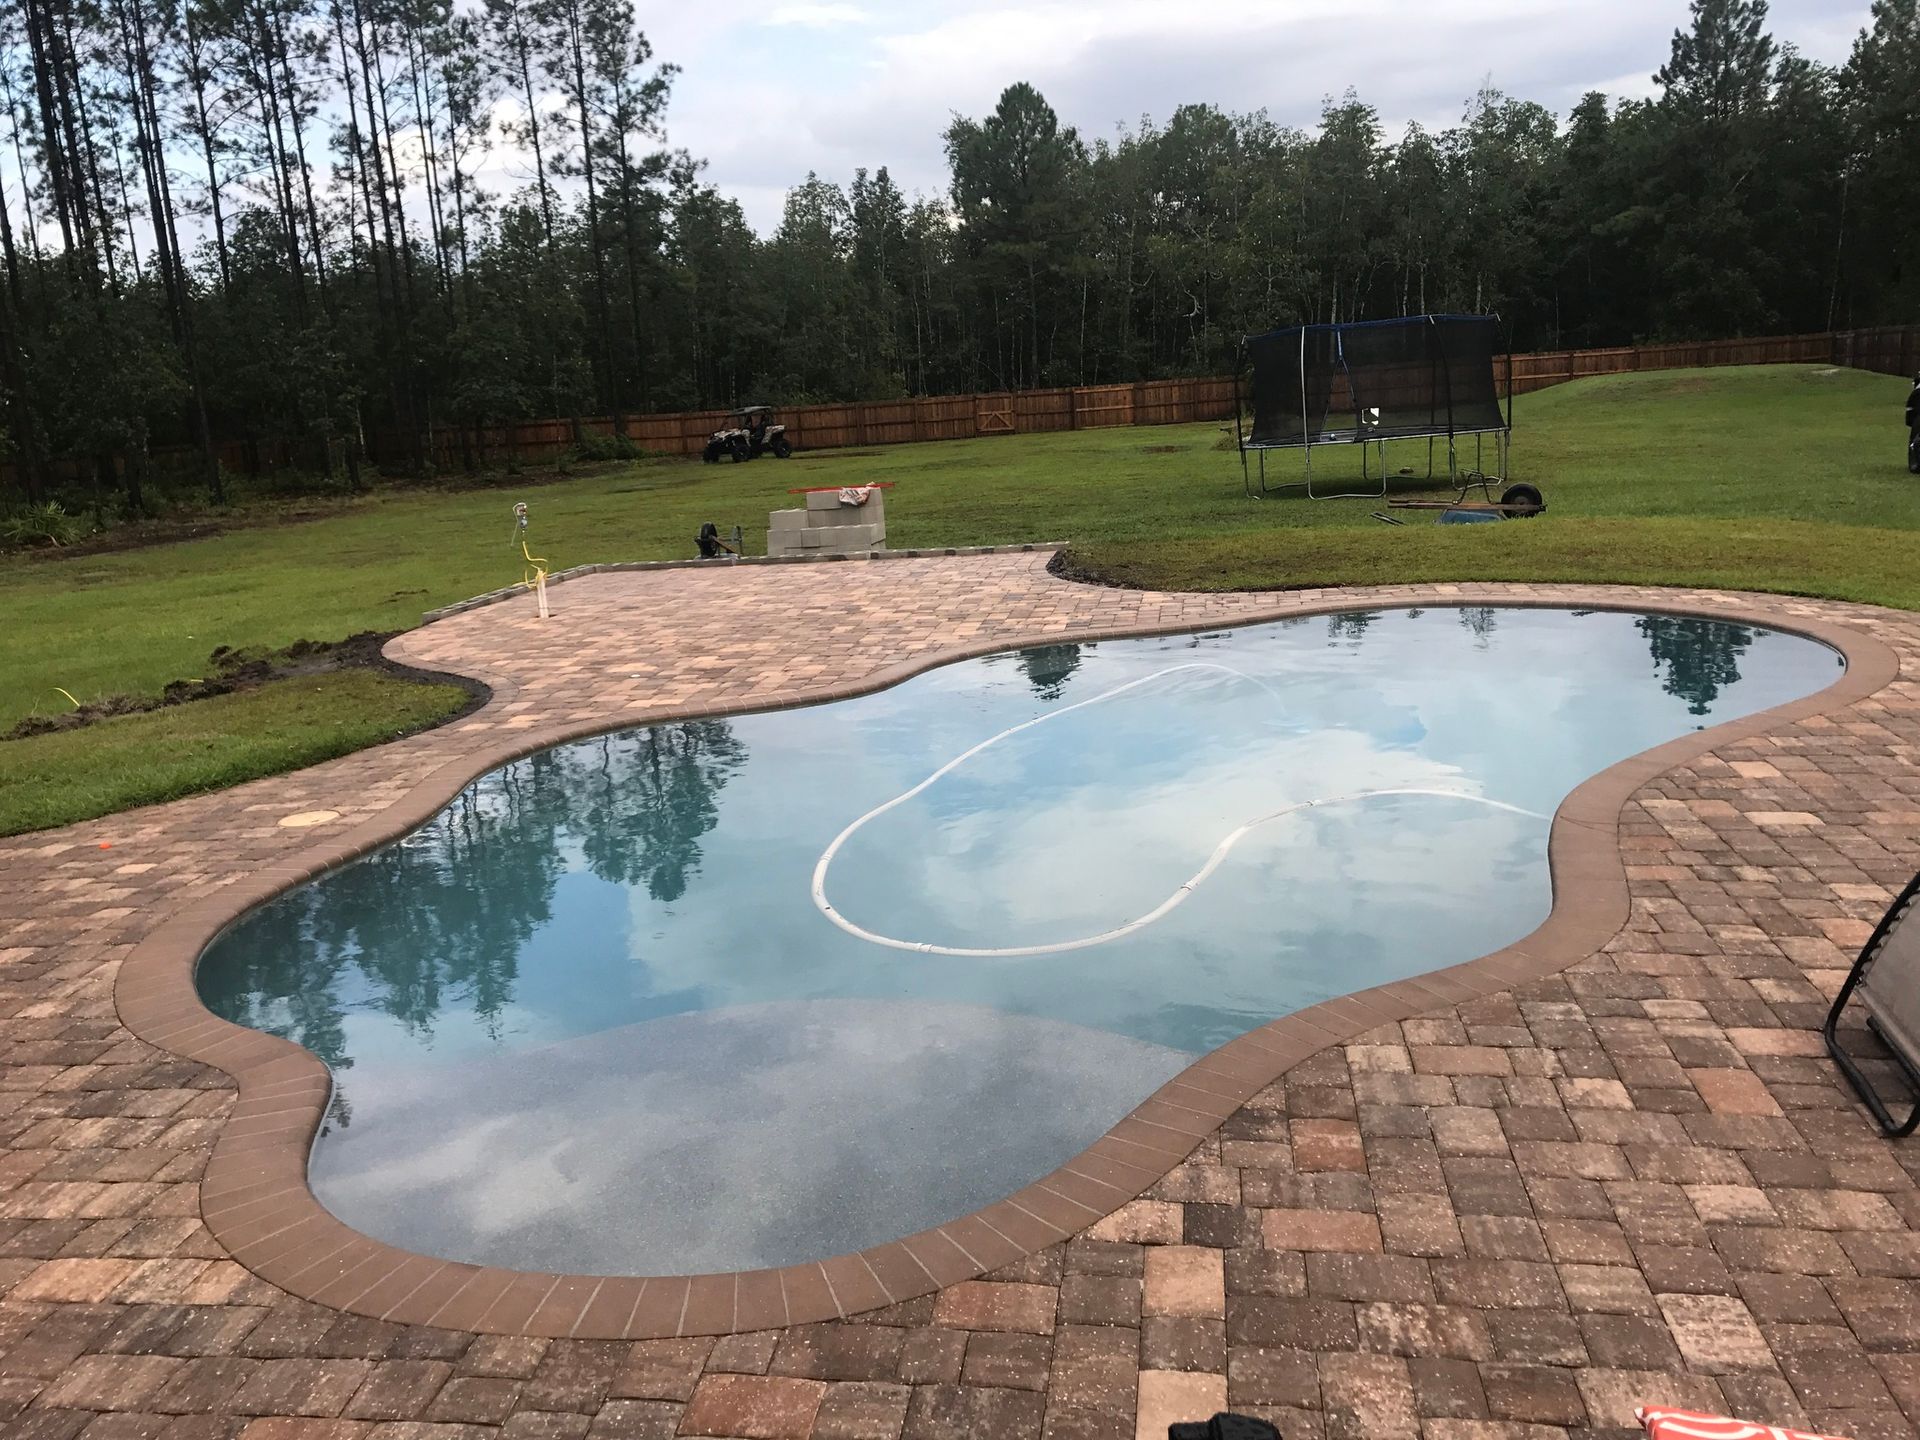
[1,555,1917,1440]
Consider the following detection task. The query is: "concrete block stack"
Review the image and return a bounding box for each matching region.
[766,487,888,557]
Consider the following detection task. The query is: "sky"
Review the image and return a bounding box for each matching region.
[613,0,1872,234]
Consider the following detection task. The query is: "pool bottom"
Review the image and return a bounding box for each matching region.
[310,998,1190,1275]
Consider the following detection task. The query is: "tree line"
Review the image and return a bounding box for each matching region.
[0,0,1916,507]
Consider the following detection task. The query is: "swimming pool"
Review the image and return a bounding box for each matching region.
[196,607,1841,1276]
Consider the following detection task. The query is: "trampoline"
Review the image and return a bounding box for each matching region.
[1235,313,1514,500]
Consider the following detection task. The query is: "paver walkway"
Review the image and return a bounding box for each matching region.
[2,554,1919,1440]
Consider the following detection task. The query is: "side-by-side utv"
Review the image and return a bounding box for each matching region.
[702,405,793,463]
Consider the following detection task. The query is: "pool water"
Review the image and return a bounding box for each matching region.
[197,608,1840,1275]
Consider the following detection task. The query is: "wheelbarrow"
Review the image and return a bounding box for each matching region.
[1373,482,1544,526]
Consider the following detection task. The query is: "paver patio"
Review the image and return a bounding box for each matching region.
[3,552,1919,1440]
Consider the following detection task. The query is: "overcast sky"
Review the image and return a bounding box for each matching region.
[613,0,1870,234]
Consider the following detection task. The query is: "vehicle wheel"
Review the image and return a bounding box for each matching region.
[729,439,750,463]
[703,443,720,463]
[771,435,792,459]
[1909,428,1919,475]
[1499,482,1545,516]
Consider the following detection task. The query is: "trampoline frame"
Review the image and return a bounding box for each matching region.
[1233,314,1514,501]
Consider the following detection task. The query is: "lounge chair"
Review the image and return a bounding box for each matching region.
[1824,871,1920,1136]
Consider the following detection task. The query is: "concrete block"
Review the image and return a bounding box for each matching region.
[804,488,886,517]
[813,505,876,528]
[833,526,886,553]
[768,508,807,531]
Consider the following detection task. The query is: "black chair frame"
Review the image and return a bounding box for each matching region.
[1824,870,1920,1137]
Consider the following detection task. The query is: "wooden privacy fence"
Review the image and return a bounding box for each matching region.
[426,376,1244,467]
[397,325,1917,469]
[9,324,1913,487]
[1504,328,1917,395]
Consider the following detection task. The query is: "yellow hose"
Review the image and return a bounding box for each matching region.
[521,541,548,591]
[54,687,80,709]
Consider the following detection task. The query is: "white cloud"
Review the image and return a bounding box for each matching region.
[766,2,871,25]
[638,0,1870,232]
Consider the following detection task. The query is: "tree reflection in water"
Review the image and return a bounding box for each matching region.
[1457,607,1498,646]
[1327,611,1380,643]
[197,721,747,1101]
[1015,644,1083,702]
[1637,616,1754,716]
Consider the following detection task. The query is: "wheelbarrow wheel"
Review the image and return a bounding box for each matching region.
[1499,482,1545,517]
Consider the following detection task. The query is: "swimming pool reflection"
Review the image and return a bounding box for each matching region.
[194,607,1839,1273]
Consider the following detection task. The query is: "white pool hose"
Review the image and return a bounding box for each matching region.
[810,663,1547,959]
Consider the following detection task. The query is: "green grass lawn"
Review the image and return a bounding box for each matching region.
[0,671,471,837]
[6,363,1915,836]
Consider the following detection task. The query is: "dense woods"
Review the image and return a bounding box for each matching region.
[0,0,1916,506]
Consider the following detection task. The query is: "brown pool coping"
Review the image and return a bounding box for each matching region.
[109,573,1903,1341]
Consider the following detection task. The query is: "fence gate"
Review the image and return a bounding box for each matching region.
[977,404,1015,435]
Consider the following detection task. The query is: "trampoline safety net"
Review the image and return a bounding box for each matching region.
[1245,314,1507,448]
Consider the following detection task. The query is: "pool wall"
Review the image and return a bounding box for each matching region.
[112,575,1898,1338]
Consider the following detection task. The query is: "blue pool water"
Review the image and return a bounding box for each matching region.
[196,608,1840,1275]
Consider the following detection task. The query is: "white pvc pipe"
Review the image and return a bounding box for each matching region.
[810,664,1547,960]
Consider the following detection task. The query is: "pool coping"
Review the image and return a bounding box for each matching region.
[110,576,1904,1340]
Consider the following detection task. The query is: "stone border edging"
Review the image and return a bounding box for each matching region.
[110,583,1901,1343]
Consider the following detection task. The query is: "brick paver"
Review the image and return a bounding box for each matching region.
[2,554,1918,1440]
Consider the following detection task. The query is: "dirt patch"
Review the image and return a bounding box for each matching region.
[10,457,654,567]
[1047,547,1132,589]
[1141,444,1183,454]
[37,517,232,558]
[8,632,488,740]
